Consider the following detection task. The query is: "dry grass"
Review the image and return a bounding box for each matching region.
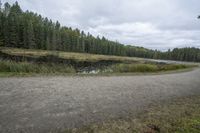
[110,63,195,73]
[65,95,200,133]
[0,47,144,62]
[0,60,76,74]
[0,47,198,76]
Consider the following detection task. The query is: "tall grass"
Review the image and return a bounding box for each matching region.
[111,64,157,72]
[0,47,142,63]
[0,60,195,75]
[158,64,187,71]
[111,63,193,73]
[0,60,75,73]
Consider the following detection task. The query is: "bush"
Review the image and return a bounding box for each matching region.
[111,64,158,73]
[111,63,191,73]
[159,64,187,71]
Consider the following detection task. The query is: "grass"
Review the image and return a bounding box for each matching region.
[0,47,143,63]
[65,95,200,133]
[0,60,196,77]
[1,47,199,65]
[0,47,198,77]
[110,63,196,73]
[0,60,75,74]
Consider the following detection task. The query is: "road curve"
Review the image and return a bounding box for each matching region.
[0,69,200,133]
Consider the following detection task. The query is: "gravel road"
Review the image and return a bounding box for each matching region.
[0,69,200,133]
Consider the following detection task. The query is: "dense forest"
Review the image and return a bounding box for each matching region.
[0,1,200,62]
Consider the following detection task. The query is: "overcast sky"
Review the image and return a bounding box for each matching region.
[2,0,200,50]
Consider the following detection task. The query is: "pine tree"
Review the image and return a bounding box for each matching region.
[7,2,22,47]
[27,20,36,49]
[80,31,85,52]
[0,10,4,46]
[1,1,200,62]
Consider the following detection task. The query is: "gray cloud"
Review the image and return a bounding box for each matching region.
[2,0,200,50]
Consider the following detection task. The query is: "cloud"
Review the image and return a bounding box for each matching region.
[86,21,200,50]
[2,0,200,50]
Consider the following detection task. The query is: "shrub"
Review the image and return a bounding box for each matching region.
[159,64,187,71]
[111,64,158,73]
[111,63,191,73]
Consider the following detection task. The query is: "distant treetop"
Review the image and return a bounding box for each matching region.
[0,1,200,62]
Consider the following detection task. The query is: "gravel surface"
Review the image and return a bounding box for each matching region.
[0,69,200,133]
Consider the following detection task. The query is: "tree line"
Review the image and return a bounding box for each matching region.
[0,1,200,62]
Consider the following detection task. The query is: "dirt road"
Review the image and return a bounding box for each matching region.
[0,69,200,133]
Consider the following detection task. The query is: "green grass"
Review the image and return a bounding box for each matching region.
[0,60,75,74]
[111,64,158,72]
[110,63,195,73]
[65,95,200,133]
[0,61,196,77]
[0,47,198,76]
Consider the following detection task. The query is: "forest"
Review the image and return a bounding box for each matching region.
[0,1,200,62]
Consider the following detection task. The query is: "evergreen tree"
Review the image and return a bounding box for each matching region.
[27,20,36,49]
[0,1,199,62]
[7,2,22,47]
[0,10,4,46]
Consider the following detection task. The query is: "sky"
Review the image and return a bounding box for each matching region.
[2,0,200,50]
